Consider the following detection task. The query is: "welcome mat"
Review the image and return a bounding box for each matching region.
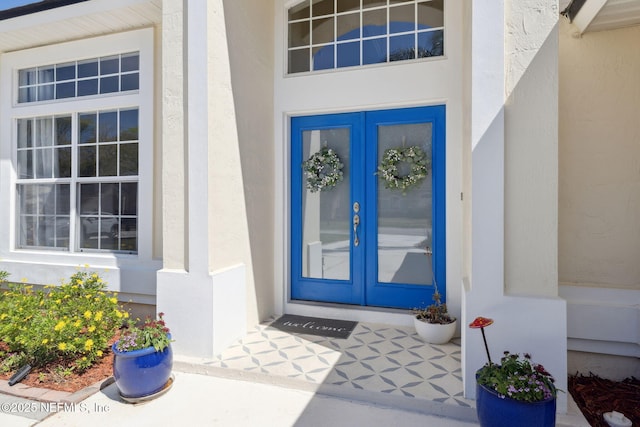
[269,315,357,339]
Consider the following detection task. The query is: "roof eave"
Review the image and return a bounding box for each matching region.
[0,0,89,21]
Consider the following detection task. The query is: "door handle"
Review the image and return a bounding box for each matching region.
[353,214,360,247]
[353,202,360,247]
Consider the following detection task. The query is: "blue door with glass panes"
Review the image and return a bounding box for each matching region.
[291,106,445,309]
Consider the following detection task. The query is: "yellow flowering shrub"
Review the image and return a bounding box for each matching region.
[0,269,128,372]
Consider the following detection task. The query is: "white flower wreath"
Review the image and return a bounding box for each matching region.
[377,145,430,194]
[302,146,344,193]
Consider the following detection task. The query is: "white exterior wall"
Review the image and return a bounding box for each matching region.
[157,0,275,357]
[559,21,640,292]
[463,0,567,411]
[157,0,250,357]
[505,1,559,297]
[559,20,640,367]
[221,0,276,323]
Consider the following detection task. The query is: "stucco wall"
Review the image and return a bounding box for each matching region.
[222,0,275,322]
[161,0,187,270]
[159,0,274,329]
[559,20,640,291]
[504,1,559,297]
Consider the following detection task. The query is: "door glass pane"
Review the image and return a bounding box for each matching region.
[377,123,433,285]
[301,128,350,281]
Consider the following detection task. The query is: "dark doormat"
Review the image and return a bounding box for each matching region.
[269,314,357,339]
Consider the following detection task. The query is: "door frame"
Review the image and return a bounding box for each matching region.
[364,106,446,308]
[290,112,364,305]
[290,105,446,310]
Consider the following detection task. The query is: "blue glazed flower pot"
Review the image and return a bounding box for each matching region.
[112,338,173,399]
[476,382,556,427]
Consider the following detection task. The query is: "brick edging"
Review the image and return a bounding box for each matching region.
[0,376,114,404]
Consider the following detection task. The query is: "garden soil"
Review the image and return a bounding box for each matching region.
[0,341,114,393]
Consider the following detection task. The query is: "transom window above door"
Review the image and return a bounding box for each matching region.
[287,0,444,74]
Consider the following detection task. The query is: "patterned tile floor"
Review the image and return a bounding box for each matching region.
[205,318,473,409]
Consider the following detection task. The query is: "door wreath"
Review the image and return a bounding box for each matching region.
[377,145,430,194]
[302,146,344,193]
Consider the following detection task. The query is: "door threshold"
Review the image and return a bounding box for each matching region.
[284,300,414,327]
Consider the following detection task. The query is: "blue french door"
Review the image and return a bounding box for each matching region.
[291,106,445,309]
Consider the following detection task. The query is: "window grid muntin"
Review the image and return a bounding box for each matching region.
[78,181,137,252]
[17,183,70,250]
[77,108,139,179]
[287,0,444,74]
[17,52,140,103]
[16,116,73,180]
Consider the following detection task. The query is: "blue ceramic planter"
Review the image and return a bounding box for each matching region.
[476,382,556,427]
[112,338,173,399]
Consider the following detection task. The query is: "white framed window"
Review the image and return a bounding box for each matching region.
[17,52,140,103]
[16,108,139,252]
[1,29,153,260]
[287,0,444,74]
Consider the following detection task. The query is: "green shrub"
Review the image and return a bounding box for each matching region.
[0,268,128,372]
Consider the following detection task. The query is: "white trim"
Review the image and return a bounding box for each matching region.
[0,28,157,300]
[286,301,416,327]
[561,284,640,355]
[0,0,157,31]
[568,339,640,358]
[186,0,210,275]
[157,264,247,358]
[572,0,609,34]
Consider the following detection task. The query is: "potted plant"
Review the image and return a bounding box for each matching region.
[412,247,457,344]
[412,285,457,344]
[469,317,560,427]
[112,312,173,402]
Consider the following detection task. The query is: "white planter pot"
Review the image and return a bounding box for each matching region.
[413,316,457,344]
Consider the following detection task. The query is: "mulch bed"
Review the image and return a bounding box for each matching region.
[0,340,115,393]
[569,374,640,427]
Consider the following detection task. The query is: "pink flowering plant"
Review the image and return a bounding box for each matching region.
[470,317,559,403]
[476,351,557,402]
[115,313,171,353]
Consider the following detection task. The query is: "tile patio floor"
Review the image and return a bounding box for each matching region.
[177,318,477,421]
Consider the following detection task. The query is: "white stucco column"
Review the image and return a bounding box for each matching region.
[463,0,567,412]
[156,0,246,359]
